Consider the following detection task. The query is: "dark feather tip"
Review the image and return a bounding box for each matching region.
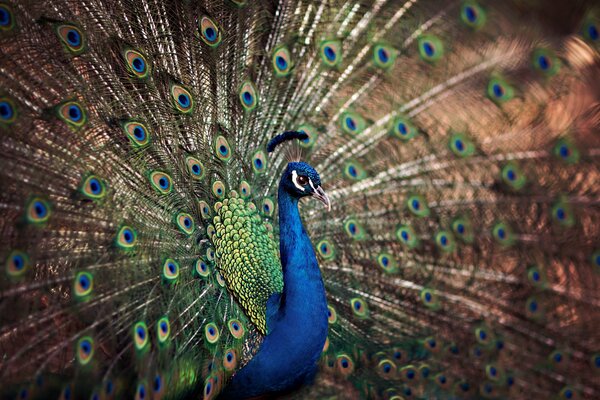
[267,131,309,153]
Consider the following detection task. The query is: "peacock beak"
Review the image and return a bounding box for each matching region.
[312,186,331,211]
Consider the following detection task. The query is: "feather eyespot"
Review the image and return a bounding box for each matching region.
[57,100,87,128]
[157,317,170,344]
[532,48,560,76]
[272,45,292,76]
[396,225,418,249]
[378,359,396,378]
[373,43,397,69]
[261,198,275,217]
[340,111,365,135]
[123,49,150,78]
[214,135,232,162]
[452,216,473,243]
[320,40,342,67]
[317,239,335,260]
[205,322,220,344]
[449,133,475,157]
[553,138,579,164]
[176,212,195,235]
[198,200,211,219]
[420,288,439,309]
[559,387,579,400]
[296,124,317,148]
[122,120,151,147]
[74,271,93,299]
[501,162,526,190]
[582,17,599,43]
[150,171,173,194]
[0,3,15,32]
[487,76,514,103]
[391,115,418,140]
[492,221,515,246]
[135,382,147,400]
[407,194,430,217]
[435,231,455,252]
[238,181,252,199]
[252,150,267,174]
[185,156,204,180]
[162,258,180,283]
[0,97,16,124]
[79,175,106,200]
[400,365,418,381]
[344,218,366,240]
[194,259,211,278]
[327,305,337,324]
[198,15,221,47]
[461,1,486,29]
[228,319,245,339]
[350,297,368,318]
[116,225,137,249]
[552,199,575,227]
[25,196,51,225]
[336,354,355,376]
[239,81,258,111]
[55,24,86,55]
[376,252,397,273]
[170,84,194,114]
[6,250,30,278]
[133,321,149,351]
[223,348,238,371]
[418,35,444,62]
[212,180,226,199]
[76,336,94,365]
[153,374,165,396]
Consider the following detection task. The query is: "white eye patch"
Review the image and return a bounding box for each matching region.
[291,170,305,191]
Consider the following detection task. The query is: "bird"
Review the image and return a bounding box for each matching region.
[0,0,599,399]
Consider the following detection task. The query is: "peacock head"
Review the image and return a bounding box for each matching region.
[280,161,331,211]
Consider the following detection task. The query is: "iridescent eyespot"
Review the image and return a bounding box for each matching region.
[157,316,170,344]
[336,354,355,376]
[150,171,173,194]
[418,35,444,62]
[122,120,151,147]
[343,160,367,181]
[199,16,221,47]
[55,24,86,55]
[116,225,137,249]
[60,385,72,400]
[452,216,474,243]
[261,198,275,217]
[153,374,164,396]
[378,359,396,378]
[553,138,579,164]
[492,221,515,246]
[185,156,204,180]
[526,297,542,315]
[0,97,17,124]
[272,45,292,76]
[216,271,226,288]
[203,376,216,400]
[320,40,342,67]
[420,288,440,309]
[449,133,475,157]
[25,196,51,225]
[297,124,317,148]
[435,231,456,252]
[461,1,486,29]
[199,200,211,219]
[239,81,258,111]
[373,43,397,69]
[485,363,505,381]
[582,17,599,43]
[133,321,149,351]
[590,353,600,370]
[559,386,578,400]
[344,218,366,240]
[206,247,216,263]
[6,250,30,278]
[205,322,220,344]
[123,49,150,78]
[527,265,545,287]
[214,135,232,162]
[350,297,368,318]
[317,239,335,260]
[400,365,418,381]
[252,150,267,174]
[327,305,337,324]
[57,100,87,128]
[76,336,94,366]
[552,199,575,227]
[397,225,418,249]
[532,48,560,77]
[376,252,398,273]
[228,318,245,339]
[322,337,330,353]
[170,84,194,114]
[238,181,251,199]
[212,180,225,199]
[223,348,238,371]
[435,373,451,389]
[501,162,526,190]
[176,212,195,235]
[407,194,430,217]
[0,3,15,32]
[487,76,514,103]
[549,350,568,366]
[80,175,106,200]
[162,258,180,283]
[340,111,366,136]
[391,115,418,141]
[135,382,147,400]
[194,258,211,279]
[74,271,93,299]
[424,336,440,353]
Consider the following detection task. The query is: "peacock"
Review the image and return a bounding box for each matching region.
[1,0,599,398]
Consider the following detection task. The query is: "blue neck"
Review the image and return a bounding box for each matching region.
[220,185,328,399]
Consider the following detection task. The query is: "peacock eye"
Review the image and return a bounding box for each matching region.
[297,175,308,185]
